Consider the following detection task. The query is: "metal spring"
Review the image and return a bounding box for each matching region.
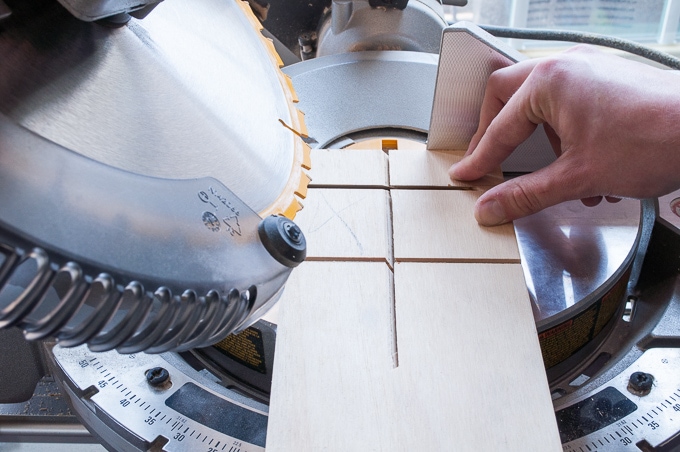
[0,246,256,353]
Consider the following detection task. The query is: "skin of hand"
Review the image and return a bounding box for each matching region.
[449,45,680,226]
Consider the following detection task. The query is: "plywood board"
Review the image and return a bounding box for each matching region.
[268,155,560,450]
[389,149,503,188]
[267,261,397,450]
[266,261,561,451]
[309,149,388,187]
[392,262,561,451]
[293,188,392,261]
[391,189,520,262]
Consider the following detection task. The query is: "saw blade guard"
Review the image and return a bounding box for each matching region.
[0,0,311,352]
[0,115,305,353]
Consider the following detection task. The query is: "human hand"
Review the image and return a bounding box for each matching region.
[449,45,680,226]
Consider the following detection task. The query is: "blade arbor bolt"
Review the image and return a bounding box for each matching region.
[258,215,307,268]
[284,222,302,243]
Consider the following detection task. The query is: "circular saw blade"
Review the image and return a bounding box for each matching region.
[0,0,310,219]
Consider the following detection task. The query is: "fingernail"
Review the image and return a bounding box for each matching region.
[476,199,508,226]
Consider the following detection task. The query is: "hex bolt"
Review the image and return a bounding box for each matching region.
[627,371,654,396]
[298,31,317,61]
[145,367,170,388]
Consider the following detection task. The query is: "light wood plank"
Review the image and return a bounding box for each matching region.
[308,148,388,187]
[293,188,392,261]
[391,189,520,262]
[268,150,560,451]
[266,261,561,451]
[267,261,397,451]
[388,149,503,188]
[392,262,561,451]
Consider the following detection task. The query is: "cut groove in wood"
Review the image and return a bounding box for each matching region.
[267,261,560,451]
[389,149,503,188]
[392,262,561,451]
[267,261,397,450]
[391,189,520,262]
[388,260,398,368]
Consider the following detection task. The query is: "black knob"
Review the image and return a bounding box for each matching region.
[258,216,307,268]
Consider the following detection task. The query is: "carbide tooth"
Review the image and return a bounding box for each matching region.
[236,0,312,220]
[283,74,299,103]
[296,109,309,138]
[302,141,312,170]
[264,37,284,68]
[295,172,311,199]
[283,197,303,220]
[237,0,263,31]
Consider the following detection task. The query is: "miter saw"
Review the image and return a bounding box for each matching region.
[0,0,678,451]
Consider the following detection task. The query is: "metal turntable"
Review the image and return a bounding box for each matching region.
[0,1,679,451]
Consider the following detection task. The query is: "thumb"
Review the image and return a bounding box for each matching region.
[474,161,584,226]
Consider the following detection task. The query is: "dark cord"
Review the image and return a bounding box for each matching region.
[477,24,680,70]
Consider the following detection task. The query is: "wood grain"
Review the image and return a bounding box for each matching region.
[391,189,520,262]
[392,262,561,451]
[292,188,392,262]
[266,261,561,451]
[389,149,503,188]
[309,148,388,188]
[266,261,397,450]
[268,145,560,451]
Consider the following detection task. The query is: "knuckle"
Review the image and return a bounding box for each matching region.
[482,122,521,157]
[532,58,569,84]
[487,70,505,93]
[506,181,546,216]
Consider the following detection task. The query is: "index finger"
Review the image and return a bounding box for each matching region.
[466,59,540,157]
[451,61,547,181]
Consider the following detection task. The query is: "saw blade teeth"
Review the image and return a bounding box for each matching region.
[284,74,299,103]
[282,197,303,220]
[264,37,284,68]
[295,172,311,199]
[235,0,311,220]
[257,134,311,220]
[302,141,312,170]
[237,0,264,32]
[296,109,309,138]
